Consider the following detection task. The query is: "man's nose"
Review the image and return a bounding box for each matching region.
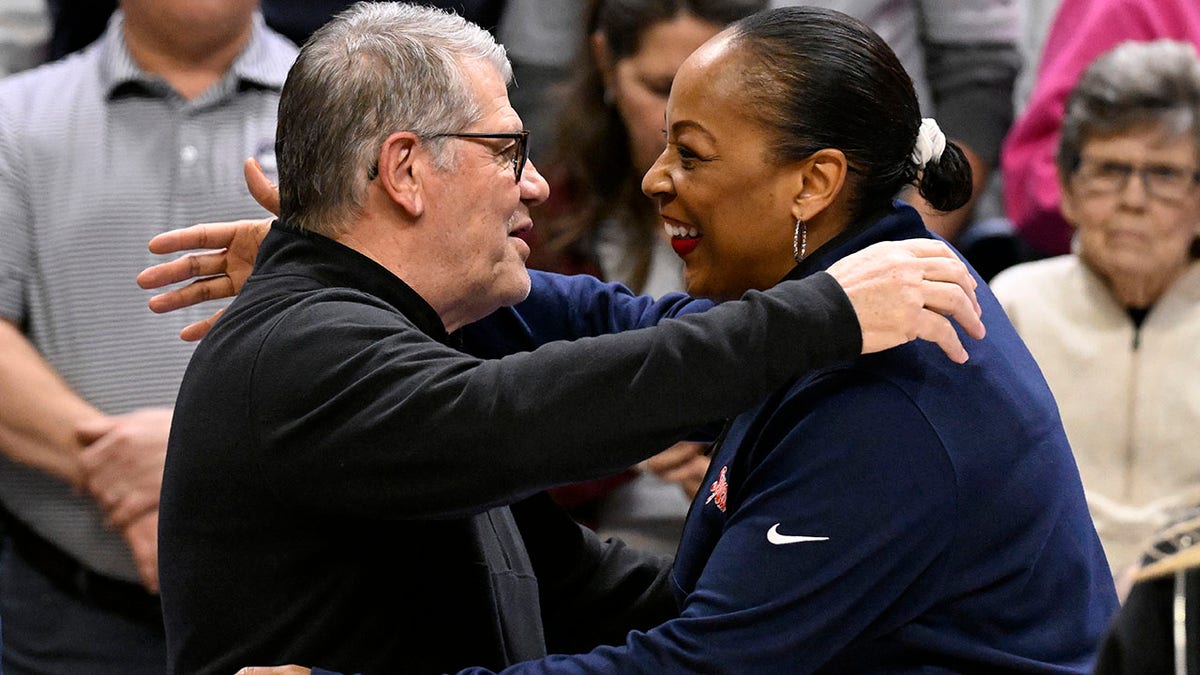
[520,160,550,206]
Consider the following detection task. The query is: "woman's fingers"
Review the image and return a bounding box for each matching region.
[137,250,228,290]
[245,157,282,216]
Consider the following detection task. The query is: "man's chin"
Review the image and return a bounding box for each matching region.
[499,270,532,307]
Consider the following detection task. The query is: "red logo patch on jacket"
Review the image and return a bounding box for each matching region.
[706,466,729,512]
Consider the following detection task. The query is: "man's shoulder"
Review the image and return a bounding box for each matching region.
[0,48,102,118]
[209,281,424,359]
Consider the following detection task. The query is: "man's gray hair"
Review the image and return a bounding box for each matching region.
[1058,39,1200,180]
[276,2,512,234]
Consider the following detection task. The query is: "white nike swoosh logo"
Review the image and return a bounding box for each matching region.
[767,523,829,545]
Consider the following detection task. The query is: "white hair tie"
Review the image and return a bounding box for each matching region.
[910,118,946,170]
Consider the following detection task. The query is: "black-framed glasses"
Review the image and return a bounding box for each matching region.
[367,130,530,182]
[432,130,530,181]
[1073,158,1200,202]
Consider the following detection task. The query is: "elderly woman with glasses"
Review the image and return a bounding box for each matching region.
[991,39,1200,583]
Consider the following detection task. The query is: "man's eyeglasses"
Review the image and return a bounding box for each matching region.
[432,131,530,182]
[368,130,530,182]
[1073,158,1200,202]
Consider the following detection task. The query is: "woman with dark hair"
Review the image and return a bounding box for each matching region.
[527,0,767,555]
[529,0,765,296]
[464,6,1112,670]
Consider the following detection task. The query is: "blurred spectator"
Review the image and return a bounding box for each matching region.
[44,0,114,60]
[262,0,506,46]
[772,0,1021,242]
[991,39,1200,578]
[1001,0,1200,257]
[1015,0,1065,111]
[0,1,294,672]
[527,0,767,556]
[503,0,1023,242]
[497,1,583,155]
[1094,498,1200,674]
[40,1,506,60]
[0,0,48,75]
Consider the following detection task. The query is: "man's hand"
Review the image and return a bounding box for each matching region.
[827,239,985,363]
[644,441,710,499]
[235,667,311,675]
[136,158,279,341]
[122,510,159,593]
[76,407,171,529]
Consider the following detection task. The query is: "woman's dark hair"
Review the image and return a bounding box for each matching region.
[530,0,766,291]
[729,7,972,223]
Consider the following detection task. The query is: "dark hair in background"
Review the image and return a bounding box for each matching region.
[530,0,766,291]
[729,7,972,224]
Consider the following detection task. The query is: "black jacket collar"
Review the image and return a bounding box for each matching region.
[252,220,452,344]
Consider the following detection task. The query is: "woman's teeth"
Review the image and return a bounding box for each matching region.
[664,223,700,239]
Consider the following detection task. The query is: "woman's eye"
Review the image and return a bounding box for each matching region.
[677,145,702,167]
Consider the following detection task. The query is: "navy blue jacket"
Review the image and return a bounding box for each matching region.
[458,203,1118,674]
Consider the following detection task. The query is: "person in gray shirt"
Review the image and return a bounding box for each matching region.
[0,0,295,672]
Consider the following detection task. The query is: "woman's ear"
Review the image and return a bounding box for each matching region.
[1058,175,1081,230]
[376,132,425,217]
[791,148,849,222]
[591,32,615,97]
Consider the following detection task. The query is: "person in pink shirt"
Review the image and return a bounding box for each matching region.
[1001,0,1200,257]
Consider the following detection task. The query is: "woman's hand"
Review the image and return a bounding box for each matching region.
[136,159,280,340]
[644,441,711,499]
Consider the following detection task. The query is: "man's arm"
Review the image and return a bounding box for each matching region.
[141,221,982,365]
[0,319,168,591]
[138,158,984,357]
[0,318,98,486]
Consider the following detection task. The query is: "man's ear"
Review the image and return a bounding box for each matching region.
[791,148,849,223]
[376,132,425,217]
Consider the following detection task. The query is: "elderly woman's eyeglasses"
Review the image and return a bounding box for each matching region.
[367,130,530,182]
[1073,159,1200,202]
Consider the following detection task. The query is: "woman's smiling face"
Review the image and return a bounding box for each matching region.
[641,35,806,301]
